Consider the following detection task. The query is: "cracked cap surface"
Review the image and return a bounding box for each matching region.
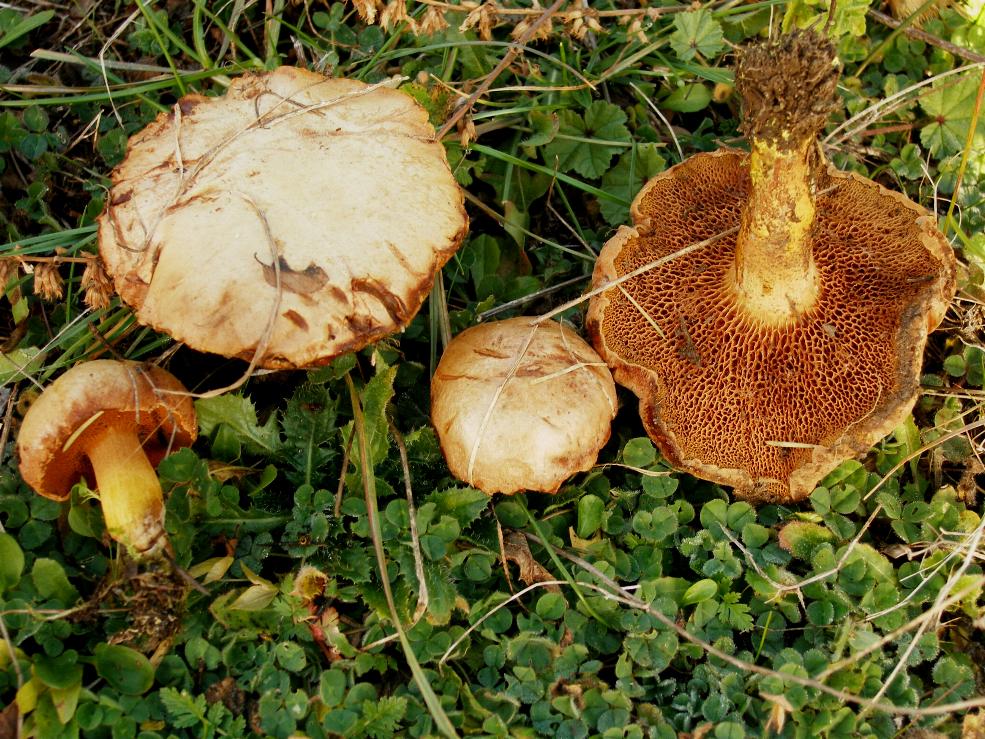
[587,150,956,503]
[99,67,468,368]
[431,317,618,495]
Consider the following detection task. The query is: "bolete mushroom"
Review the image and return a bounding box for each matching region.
[587,32,955,504]
[431,317,617,494]
[17,360,197,557]
[99,67,468,369]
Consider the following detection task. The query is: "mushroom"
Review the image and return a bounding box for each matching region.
[431,317,617,494]
[98,67,468,369]
[17,360,197,557]
[587,32,956,504]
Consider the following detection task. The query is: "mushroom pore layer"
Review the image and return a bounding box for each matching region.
[591,150,953,502]
[588,32,955,503]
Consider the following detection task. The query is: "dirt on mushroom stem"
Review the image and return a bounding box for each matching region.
[729,31,840,326]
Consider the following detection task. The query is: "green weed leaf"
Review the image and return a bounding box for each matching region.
[0,533,24,592]
[195,394,281,454]
[600,145,667,225]
[920,74,985,157]
[33,651,82,690]
[425,487,489,528]
[159,687,208,728]
[682,578,718,605]
[31,558,79,604]
[577,494,605,538]
[522,110,560,147]
[670,11,725,62]
[783,0,872,39]
[0,9,54,50]
[94,644,155,695]
[663,84,712,113]
[543,102,631,179]
[360,696,408,738]
[357,361,398,466]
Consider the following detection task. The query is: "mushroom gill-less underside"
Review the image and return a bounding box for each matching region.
[588,149,954,503]
[99,67,468,369]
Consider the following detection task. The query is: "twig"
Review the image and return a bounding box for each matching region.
[719,525,807,611]
[867,8,985,65]
[334,425,355,518]
[0,385,18,480]
[160,550,210,596]
[858,512,985,720]
[388,420,430,623]
[436,0,566,141]
[542,536,985,717]
[0,609,23,738]
[533,226,738,325]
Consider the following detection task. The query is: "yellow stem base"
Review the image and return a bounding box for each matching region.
[85,424,167,559]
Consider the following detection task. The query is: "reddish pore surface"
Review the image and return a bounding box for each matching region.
[594,150,948,498]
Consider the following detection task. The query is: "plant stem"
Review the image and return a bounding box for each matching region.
[345,374,459,739]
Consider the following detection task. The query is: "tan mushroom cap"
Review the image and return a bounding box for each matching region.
[588,149,955,503]
[431,317,618,495]
[17,360,197,501]
[99,67,468,369]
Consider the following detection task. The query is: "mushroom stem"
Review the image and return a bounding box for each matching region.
[84,424,167,558]
[728,30,841,326]
[730,137,820,324]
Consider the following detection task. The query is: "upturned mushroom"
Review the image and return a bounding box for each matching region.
[431,317,617,495]
[17,360,197,558]
[98,67,468,369]
[588,31,955,503]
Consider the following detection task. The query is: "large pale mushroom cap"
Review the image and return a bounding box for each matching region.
[17,360,197,501]
[431,317,618,495]
[99,67,468,369]
[588,150,955,503]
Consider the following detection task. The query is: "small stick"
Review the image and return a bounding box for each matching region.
[436,0,566,141]
[388,419,430,623]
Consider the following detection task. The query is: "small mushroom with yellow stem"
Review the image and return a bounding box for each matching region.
[588,31,956,504]
[17,360,197,558]
[431,317,618,494]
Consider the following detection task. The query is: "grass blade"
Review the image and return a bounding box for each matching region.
[345,374,459,739]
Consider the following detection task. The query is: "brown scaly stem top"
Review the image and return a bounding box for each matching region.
[734,30,841,151]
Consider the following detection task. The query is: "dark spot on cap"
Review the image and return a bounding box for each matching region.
[283,309,309,330]
[258,255,330,295]
[351,277,409,325]
[177,94,210,117]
